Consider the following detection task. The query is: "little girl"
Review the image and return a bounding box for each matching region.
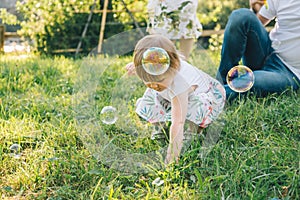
[126,34,225,164]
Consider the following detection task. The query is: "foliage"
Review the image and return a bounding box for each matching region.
[198,0,249,29]
[0,52,299,199]
[4,0,146,54]
[13,0,97,53]
[0,0,256,54]
[39,12,125,55]
[112,0,148,30]
[197,0,249,51]
[0,9,19,25]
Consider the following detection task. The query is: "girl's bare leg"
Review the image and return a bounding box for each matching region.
[182,121,202,153]
[179,38,195,59]
[187,121,203,134]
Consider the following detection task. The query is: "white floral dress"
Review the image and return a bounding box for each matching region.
[136,60,226,128]
[147,0,203,39]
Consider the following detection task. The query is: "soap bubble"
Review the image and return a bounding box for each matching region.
[100,106,118,125]
[226,65,255,93]
[142,47,170,75]
[9,144,22,159]
[9,143,21,152]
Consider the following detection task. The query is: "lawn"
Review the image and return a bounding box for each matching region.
[0,50,299,200]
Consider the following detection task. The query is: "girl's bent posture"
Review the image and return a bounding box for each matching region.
[127,34,225,164]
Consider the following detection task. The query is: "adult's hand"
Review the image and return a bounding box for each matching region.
[249,0,265,13]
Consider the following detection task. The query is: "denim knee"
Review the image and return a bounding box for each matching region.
[228,8,256,29]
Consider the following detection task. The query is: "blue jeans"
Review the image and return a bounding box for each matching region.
[216,8,300,101]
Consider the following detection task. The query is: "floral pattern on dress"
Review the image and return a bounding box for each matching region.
[136,80,225,128]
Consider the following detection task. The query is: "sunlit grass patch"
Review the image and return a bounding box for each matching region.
[0,53,299,199]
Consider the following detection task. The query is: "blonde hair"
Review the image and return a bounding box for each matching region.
[133,34,180,82]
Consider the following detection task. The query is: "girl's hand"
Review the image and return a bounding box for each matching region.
[165,153,172,165]
[125,62,136,76]
[165,149,179,165]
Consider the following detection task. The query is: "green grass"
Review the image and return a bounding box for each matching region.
[0,51,299,200]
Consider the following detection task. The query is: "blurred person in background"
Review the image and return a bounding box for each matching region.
[147,0,202,59]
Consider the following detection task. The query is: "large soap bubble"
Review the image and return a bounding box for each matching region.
[226,65,255,93]
[142,47,170,75]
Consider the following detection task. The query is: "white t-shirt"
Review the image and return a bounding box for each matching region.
[259,0,300,80]
[158,60,215,101]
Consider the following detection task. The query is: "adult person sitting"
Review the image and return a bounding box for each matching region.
[216,0,300,101]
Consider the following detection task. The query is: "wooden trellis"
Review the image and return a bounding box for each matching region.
[75,0,144,56]
[0,25,5,52]
[97,0,109,54]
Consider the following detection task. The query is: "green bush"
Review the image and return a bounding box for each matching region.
[1,0,250,55]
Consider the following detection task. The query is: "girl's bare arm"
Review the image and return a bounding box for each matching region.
[165,89,189,164]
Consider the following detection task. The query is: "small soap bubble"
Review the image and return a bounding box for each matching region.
[152,177,164,186]
[9,143,21,152]
[142,47,170,75]
[9,144,22,159]
[190,175,196,183]
[100,106,118,125]
[226,65,255,93]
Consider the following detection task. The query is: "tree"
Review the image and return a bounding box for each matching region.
[0,0,250,54]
